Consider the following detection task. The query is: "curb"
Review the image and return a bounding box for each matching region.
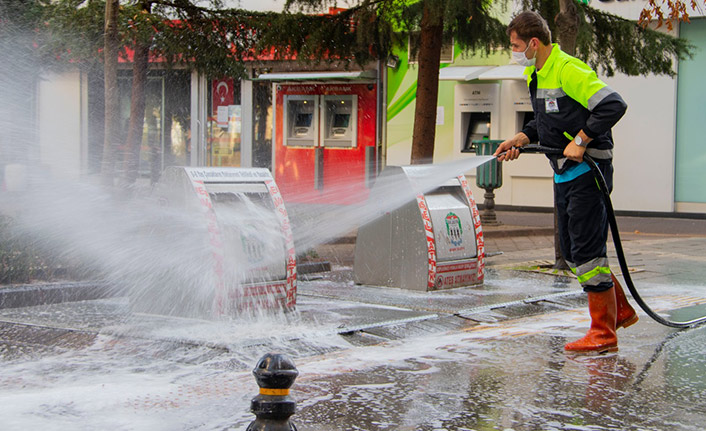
[297,261,332,274]
[482,227,555,238]
[0,281,117,309]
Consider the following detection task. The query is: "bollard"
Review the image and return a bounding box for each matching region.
[246,353,299,431]
[472,139,504,226]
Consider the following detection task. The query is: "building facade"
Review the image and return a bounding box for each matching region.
[386,1,706,214]
[7,1,705,215]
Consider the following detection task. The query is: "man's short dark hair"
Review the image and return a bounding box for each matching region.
[507,11,552,45]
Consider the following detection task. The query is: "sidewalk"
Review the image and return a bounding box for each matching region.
[301,208,706,337]
[313,209,706,268]
[2,210,706,430]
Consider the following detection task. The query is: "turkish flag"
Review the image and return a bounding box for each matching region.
[212,78,234,113]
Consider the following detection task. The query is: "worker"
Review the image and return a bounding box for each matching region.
[494,11,638,354]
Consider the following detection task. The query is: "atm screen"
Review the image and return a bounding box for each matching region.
[333,113,350,128]
[295,113,313,127]
[463,112,491,151]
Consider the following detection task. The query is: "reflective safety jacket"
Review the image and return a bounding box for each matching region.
[521,44,628,174]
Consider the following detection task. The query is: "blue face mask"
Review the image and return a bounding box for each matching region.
[512,41,536,67]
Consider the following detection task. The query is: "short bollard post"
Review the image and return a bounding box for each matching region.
[246,353,299,431]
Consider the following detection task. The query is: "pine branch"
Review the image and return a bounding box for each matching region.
[577,3,694,77]
[519,0,693,77]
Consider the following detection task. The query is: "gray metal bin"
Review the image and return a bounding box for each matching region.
[134,167,296,318]
[353,166,485,291]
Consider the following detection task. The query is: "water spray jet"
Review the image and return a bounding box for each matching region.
[134,167,297,319]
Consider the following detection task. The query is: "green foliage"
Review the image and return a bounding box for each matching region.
[274,0,509,65]
[41,0,107,72]
[577,4,693,77]
[447,0,509,54]
[1,0,57,74]
[6,0,696,79]
[39,0,266,78]
[520,0,694,76]
[0,215,80,284]
[0,216,34,284]
[0,0,48,42]
[255,8,386,67]
[148,10,253,77]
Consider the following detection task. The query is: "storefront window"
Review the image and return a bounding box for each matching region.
[163,71,191,170]
[88,69,191,181]
[118,76,163,179]
[253,81,273,170]
[208,78,242,167]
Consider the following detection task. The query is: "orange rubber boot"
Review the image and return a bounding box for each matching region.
[565,288,618,355]
[612,273,638,329]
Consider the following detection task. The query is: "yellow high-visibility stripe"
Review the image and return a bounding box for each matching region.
[259,388,290,396]
[577,266,611,284]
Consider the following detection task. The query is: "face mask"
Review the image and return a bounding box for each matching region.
[512,41,536,67]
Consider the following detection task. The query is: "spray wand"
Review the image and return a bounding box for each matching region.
[496,144,706,329]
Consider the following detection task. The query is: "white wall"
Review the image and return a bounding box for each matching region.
[604,73,677,212]
[38,70,84,180]
[495,79,554,208]
[459,70,678,212]
[586,0,685,212]
[473,1,683,212]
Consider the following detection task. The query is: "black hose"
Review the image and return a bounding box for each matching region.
[509,145,706,328]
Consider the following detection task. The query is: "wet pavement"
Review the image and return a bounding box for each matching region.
[1,211,706,430]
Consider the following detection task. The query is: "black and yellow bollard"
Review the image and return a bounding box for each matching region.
[246,353,299,431]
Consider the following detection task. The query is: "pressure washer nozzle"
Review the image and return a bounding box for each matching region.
[518,145,563,155]
[495,144,563,160]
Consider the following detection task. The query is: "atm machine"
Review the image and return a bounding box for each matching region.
[499,80,534,140]
[322,95,357,148]
[137,167,297,318]
[274,83,377,205]
[454,83,501,154]
[284,95,318,147]
[495,76,553,207]
[354,166,485,291]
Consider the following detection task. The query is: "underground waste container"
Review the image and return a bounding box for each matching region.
[353,165,485,291]
[132,167,296,318]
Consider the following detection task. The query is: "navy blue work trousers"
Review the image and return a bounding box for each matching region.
[554,161,614,293]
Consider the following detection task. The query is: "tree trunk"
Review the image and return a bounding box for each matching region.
[121,37,150,189]
[556,0,580,56]
[163,106,174,168]
[101,0,120,187]
[120,1,152,191]
[410,2,443,165]
[551,0,581,270]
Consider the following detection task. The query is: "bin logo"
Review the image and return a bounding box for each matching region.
[445,212,463,247]
[241,230,265,264]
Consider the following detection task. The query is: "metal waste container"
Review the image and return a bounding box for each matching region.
[134,167,296,318]
[473,139,503,225]
[473,139,503,190]
[353,166,485,291]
